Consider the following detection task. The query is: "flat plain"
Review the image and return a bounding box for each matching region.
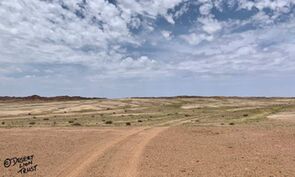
[1,96,295,177]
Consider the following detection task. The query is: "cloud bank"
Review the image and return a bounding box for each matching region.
[0,0,295,97]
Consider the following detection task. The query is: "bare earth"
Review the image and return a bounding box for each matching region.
[1,97,295,177]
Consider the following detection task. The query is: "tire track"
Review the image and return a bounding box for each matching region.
[56,128,145,177]
[56,118,189,177]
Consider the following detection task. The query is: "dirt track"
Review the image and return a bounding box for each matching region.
[1,98,295,177]
[0,125,172,177]
[2,122,295,177]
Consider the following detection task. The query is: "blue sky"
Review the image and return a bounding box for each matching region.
[1,0,295,98]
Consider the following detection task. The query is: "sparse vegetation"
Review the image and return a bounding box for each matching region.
[2,96,295,177]
[0,97,294,128]
[72,122,81,126]
[105,120,113,124]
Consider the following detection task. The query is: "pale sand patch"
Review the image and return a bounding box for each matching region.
[268,111,295,122]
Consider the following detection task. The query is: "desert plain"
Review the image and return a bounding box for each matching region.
[1,96,295,177]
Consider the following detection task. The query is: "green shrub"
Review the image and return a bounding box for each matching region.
[105,121,112,124]
[72,122,81,126]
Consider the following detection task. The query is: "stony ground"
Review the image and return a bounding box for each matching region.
[1,97,295,177]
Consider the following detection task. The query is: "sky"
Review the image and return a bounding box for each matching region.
[0,0,295,98]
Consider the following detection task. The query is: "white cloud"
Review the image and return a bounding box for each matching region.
[161,30,172,40]
[117,0,185,24]
[1,0,295,82]
[0,0,186,80]
[180,33,213,45]
[198,17,222,34]
[199,3,213,15]
[174,19,295,75]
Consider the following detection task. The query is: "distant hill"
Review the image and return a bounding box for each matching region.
[0,95,106,101]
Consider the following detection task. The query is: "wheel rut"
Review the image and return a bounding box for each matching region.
[56,118,188,177]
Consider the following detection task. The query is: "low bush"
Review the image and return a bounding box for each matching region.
[105,120,112,124]
[72,122,81,126]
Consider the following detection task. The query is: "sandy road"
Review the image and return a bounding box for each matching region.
[56,118,186,177]
[78,127,167,177]
[55,127,146,177]
[0,126,168,177]
[0,115,188,177]
[2,117,295,177]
